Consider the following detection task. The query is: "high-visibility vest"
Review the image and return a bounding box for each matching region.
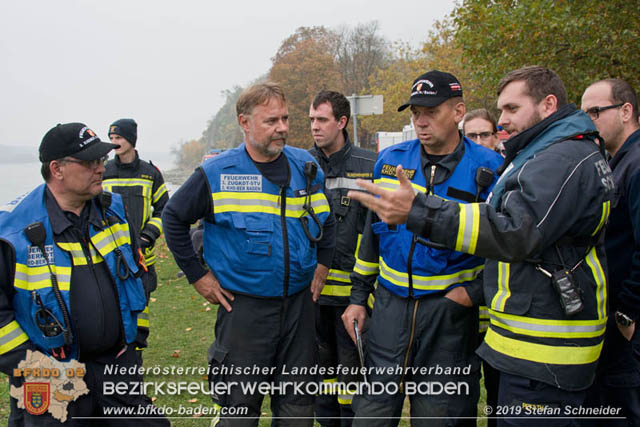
[202,144,330,297]
[0,185,146,359]
[368,138,502,298]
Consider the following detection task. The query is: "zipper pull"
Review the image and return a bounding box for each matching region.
[429,165,437,195]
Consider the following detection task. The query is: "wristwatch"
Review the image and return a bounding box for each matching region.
[615,311,634,327]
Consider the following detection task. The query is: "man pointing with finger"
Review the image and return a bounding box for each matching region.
[342,71,502,425]
[351,67,615,425]
[163,82,336,426]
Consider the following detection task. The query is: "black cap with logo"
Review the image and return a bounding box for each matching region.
[39,123,119,162]
[397,70,463,111]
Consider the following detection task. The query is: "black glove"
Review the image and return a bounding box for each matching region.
[140,236,154,250]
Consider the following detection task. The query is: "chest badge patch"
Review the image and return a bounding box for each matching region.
[380,164,416,180]
[220,174,262,192]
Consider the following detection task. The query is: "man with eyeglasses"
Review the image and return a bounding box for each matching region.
[463,109,503,154]
[103,118,169,355]
[581,79,640,426]
[0,123,167,426]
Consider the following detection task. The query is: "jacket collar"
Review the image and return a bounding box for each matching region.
[312,133,353,171]
[115,150,140,169]
[45,186,106,235]
[610,128,640,168]
[500,104,578,174]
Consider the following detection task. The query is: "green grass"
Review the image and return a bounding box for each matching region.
[0,237,489,425]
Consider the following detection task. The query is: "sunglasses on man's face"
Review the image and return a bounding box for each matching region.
[61,155,108,170]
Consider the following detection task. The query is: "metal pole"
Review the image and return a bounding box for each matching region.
[352,93,358,147]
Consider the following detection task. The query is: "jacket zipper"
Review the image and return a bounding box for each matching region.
[87,232,126,348]
[401,164,435,387]
[399,299,420,392]
[407,165,437,298]
[280,186,290,298]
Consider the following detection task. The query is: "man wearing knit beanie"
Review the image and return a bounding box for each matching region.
[103,118,169,356]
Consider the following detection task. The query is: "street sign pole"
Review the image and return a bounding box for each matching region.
[346,94,383,148]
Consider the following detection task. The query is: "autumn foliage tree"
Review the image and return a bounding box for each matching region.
[269,27,343,148]
[453,0,640,106]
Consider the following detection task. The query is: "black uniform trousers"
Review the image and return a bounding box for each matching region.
[352,285,481,427]
[315,304,363,427]
[208,287,317,427]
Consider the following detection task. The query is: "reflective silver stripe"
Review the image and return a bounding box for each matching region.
[491,262,510,311]
[353,259,378,275]
[456,204,479,253]
[489,310,606,337]
[153,183,168,203]
[215,195,328,211]
[14,271,71,286]
[586,248,607,319]
[0,324,27,346]
[103,178,154,187]
[325,177,365,191]
[327,269,351,283]
[380,260,481,290]
[92,227,130,253]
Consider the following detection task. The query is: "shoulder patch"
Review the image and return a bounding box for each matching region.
[380,164,416,180]
[0,192,30,213]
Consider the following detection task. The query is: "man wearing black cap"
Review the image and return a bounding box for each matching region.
[103,119,168,352]
[0,123,167,425]
[349,67,616,425]
[342,71,503,425]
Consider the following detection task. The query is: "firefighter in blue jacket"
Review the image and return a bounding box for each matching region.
[342,71,503,426]
[350,67,615,425]
[0,123,167,425]
[163,82,336,426]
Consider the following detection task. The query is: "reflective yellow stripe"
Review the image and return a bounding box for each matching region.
[489,309,607,339]
[374,177,426,194]
[212,192,330,217]
[102,180,154,226]
[367,293,375,310]
[323,377,337,383]
[455,203,480,254]
[57,242,103,265]
[144,249,156,266]
[379,257,482,291]
[0,321,29,354]
[327,269,351,283]
[147,217,163,234]
[484,327,602,365]
[479,305,489,332]
[91,223,131,257]
[592,201,610,236]
[353,258,378,276]
[14,264,71,291]
[321,284,352,297]
[152,183,168,203]
[137,306,150,328]
[585,248,607,319]
[338,394,354,405]
[490,262,510,311]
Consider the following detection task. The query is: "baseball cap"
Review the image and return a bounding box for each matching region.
[39,123,119,162]
[397,70,463,111]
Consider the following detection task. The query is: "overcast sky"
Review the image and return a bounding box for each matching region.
[0,0,455,153]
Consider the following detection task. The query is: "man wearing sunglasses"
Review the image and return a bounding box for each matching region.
[581,79,640,426]
[0,123,167,426]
